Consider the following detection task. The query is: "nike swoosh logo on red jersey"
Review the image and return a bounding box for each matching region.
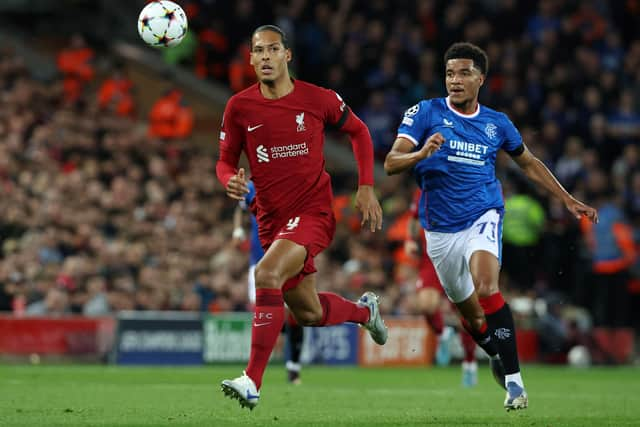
[253,322,272,327]
[247,124,264,132]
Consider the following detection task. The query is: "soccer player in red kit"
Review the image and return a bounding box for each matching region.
[216,25,387,410]
[406,189,479,386]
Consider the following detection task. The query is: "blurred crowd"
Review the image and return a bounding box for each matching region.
[183,0,640,349]
[0,0,639,363]
[0,47,240,317]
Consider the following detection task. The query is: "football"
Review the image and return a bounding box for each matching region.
[137,1,188,48]
[567,345,591,368]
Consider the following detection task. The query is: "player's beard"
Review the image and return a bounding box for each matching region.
[260,77,276,87]
[450,96,474,112]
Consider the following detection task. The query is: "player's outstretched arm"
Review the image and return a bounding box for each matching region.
[338,110,383,232]
[384,133,445,175]
[511,145,599,224]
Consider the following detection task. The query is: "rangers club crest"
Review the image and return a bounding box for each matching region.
[485,123,497,140]
[494,328,511,340]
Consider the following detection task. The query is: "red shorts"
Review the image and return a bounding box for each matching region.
[416,255,445,294]
[262,211,336,292]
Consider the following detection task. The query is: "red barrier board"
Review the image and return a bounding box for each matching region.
[0,316,115,355]
[358,318,436,367]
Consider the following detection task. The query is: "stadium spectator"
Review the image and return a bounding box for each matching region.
[580,170,636,329]
[228,42,256,93]
[607,92,640,147]
[502,186,546,292]
[194,18,229,81]
[359,91,397,161]
[96,63,135,118]
[148,88,194,139]
[554,136,585,191]
[83,276,110,316]
[56,34,95,104]
[26,287,70,316]
[565,1,607,45]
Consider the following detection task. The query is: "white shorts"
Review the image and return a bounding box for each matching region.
[425,209,502,303]
[248,264,256,304]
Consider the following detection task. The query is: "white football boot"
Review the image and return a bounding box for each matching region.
[504,381,528,411]
[221,371,260,410]
[358,291,388,345]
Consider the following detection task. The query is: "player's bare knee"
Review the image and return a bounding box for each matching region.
[420,300,439,315]
[293,308,322,326]
[254,266,281,289]
[474,277,497,298]
[417,290,439,314]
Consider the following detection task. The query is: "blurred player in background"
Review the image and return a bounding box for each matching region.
[405,189,478,387]
[232,181,304,385]
[384,42,598,411]
[217,25,386,410]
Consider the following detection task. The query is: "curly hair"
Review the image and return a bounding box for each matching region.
[444,42,489,75]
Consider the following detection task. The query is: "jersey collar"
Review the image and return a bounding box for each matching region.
[446,96,480,118]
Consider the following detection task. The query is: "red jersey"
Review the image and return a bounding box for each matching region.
[219,80,349,240]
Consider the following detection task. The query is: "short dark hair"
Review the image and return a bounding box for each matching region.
[444,42,488,75]
[252,25,289,49]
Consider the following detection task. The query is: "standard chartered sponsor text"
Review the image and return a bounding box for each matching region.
[270,142,309,158]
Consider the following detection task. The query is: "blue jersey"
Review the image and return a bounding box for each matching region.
[241,182,265,265]
[397,97,523,232]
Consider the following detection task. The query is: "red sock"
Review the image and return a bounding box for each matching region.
[479,292,505,315]
[460,329,477,362]
[317,292,369,325]
[426,310,444,335]
[245,288,284,389]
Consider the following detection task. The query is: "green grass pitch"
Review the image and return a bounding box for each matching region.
[1,364,639,426]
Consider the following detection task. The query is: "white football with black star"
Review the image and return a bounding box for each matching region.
[138,1,188,48]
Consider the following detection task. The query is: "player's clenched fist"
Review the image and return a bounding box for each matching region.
[226,168,249,200]
[419,132,445,160]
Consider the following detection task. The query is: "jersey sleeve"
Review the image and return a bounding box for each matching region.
[216,97,245,184]
[396,101,430,147]
[500,114,524,155]
[320,88,350,129]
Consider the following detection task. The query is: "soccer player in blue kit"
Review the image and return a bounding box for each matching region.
[384,42,598,411]
[233,181,305,385]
